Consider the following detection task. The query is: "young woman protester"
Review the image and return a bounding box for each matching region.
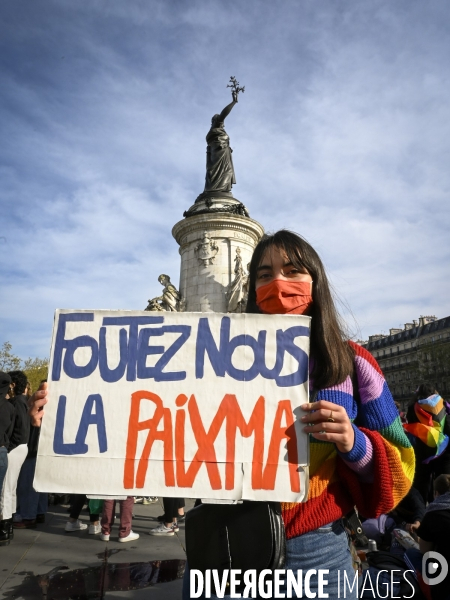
[182,230,416,599]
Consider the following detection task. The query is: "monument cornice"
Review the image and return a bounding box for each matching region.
[172,213,264,249]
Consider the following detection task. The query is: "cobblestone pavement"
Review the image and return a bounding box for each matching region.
[0,498,193,599]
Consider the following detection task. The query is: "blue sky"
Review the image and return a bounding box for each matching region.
[1,0,449,359]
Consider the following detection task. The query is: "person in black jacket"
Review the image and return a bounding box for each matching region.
[0,371,30,543]
[0,371,15,546]
[390,486,426,534]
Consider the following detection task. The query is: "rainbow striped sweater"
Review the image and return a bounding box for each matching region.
[281,341,415,540]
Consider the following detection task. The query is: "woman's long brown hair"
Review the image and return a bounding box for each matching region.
[246,230,354,389]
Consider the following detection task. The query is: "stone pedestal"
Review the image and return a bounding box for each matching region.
[172,194,264,313]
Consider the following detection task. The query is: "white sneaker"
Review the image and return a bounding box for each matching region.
[148,523,175,536]
[65,520,88,532]
[142,496,158,505]
[171,522,179,533]
[100,533,110,541]
[89,523,101,535]
[118,530,139,543]
[134,497,144,504]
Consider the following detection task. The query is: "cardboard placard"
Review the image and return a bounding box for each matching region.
[35,310,310,502]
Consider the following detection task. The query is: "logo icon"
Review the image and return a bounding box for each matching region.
[422,551,448,586]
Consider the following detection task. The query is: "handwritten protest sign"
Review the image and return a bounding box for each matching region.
[35,310,310,502]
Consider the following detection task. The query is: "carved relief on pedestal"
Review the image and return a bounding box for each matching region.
[195,231,219,266]
[226,247,250,313]
[145,274,185,312]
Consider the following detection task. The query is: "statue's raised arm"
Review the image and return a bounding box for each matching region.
[204,77,244,194]
[217,92,237,123]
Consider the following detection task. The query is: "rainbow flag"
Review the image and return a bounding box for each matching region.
[404,394,449,463]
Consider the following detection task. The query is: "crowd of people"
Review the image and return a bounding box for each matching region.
[1,230,450,600]
[0,370,39,545]
[359,384,450,599]
[0,371,187,546]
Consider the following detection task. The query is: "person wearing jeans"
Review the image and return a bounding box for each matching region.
[0,447,7,499]
[14,424,48,528]
[182,230,415,600]
[14,457,48,527]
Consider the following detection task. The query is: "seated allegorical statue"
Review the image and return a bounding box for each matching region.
[145,274,184,312]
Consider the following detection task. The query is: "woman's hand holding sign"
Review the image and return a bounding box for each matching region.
[28,381,48,427]
[301,400,355,454]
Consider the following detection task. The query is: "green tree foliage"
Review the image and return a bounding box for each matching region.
[23,357,49,394]
[0,341,48,394]
[0,341,22,371]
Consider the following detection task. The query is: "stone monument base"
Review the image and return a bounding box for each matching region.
[172,201,264,313]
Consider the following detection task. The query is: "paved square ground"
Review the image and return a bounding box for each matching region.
[0,498,193,599]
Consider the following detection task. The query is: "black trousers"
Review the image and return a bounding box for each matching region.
[162,497,184,522]
[69,494,99,522]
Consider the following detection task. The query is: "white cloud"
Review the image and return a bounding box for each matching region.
[1,0,449,359]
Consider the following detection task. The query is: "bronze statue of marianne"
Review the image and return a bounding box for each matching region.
[204,77,245,194]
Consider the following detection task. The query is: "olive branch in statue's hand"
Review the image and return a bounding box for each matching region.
[227,76,245,102]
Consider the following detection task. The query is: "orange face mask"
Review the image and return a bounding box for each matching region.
[256,279,313,315]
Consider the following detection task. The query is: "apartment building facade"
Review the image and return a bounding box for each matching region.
[362,315,450,408]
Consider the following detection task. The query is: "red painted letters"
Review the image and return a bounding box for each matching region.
[124,391,300,493]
